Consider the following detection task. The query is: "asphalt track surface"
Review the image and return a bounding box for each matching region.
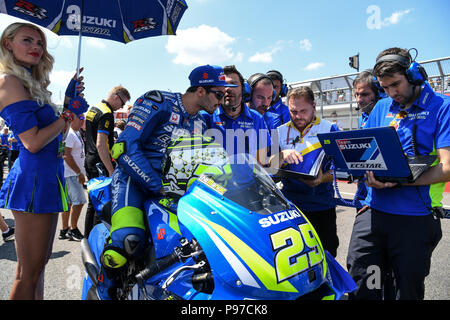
[0,182,449,300]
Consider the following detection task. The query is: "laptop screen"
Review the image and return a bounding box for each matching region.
[318,127,411,178]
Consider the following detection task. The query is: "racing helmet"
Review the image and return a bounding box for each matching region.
[162,135,231,198]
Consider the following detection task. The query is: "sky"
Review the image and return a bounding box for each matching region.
[0,0,449,112]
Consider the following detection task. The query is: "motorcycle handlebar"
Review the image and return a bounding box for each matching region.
[135,251,180,283]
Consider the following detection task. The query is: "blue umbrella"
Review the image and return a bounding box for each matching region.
[0,0,188,77]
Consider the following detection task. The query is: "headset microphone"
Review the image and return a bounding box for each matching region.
[355,100,376,112]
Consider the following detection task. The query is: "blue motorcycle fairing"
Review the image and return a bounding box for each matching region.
[86,176,112,220]
[81,222,111,300]
[176,180,328,300]
[144,200,190,259]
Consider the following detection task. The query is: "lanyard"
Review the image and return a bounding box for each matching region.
[286,118,315,147]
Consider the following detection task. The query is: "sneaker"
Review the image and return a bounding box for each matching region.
[68,227,84,241]
[59,228,70,240]
[2,227,14,242]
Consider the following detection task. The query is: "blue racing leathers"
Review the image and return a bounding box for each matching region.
[100,90,205,282]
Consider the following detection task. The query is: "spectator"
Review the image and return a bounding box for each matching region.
[7,130,19,169]
[0,127,10,185]
[113,120,126,142]
[59,114,87,241]
[0,214,14,242]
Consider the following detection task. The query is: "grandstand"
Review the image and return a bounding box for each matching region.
[286,56,450,130]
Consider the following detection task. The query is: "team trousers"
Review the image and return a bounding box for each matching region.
[300,207,339,258]
[84,154,105,238]
[346,207,442,300]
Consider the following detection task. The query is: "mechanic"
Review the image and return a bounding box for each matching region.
[347,47,450,300]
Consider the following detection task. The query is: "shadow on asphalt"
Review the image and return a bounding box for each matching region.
[0,241,16,261]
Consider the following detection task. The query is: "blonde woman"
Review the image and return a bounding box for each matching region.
[0,22,88,299]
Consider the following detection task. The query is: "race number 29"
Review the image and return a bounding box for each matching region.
[270,223,324,283]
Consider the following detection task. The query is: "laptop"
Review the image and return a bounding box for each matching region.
[317,126,437,183]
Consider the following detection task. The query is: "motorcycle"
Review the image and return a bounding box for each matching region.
[81,150,356,300]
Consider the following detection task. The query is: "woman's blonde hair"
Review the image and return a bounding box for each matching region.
[0,22,57,112]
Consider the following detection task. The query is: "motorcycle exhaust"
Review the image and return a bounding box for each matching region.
[81,238,100,287]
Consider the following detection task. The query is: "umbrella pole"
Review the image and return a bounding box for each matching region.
[75,0,84,85]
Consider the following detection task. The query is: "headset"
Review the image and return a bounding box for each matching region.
[354,69,385,111]
[242,73,277,103]
[266,70,288,98]
[373,48,428,87]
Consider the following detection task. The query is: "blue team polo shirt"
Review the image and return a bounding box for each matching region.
[263,111,281,131]
[268,98,290,125]
[364,83,450,215]
[358,111,370,129]
[202,104,272,159]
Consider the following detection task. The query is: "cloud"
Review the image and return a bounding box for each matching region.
[50,70,74,88]
[234,52,244,63]
[384,9,412,26]
[248,40,291,63]
[366,5,412,30]
[86,38,107,49]
[304,62,324,71]
[249,51,275,63]
[166,24,237,65]
[299,39,312,51]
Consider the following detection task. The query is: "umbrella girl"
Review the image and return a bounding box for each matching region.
[0,22,88,299]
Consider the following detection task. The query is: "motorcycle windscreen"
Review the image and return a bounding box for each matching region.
[177,154,330,299]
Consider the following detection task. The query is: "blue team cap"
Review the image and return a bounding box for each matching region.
[189,65,237,87]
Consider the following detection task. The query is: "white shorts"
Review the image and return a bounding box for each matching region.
[66,175,87,205]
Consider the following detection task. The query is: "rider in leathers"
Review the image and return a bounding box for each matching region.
[98,65,235,299]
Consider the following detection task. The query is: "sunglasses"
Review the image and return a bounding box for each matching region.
[116,94,126,106]
[206,89,225,101]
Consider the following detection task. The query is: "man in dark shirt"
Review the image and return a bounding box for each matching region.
[84,86,130,237]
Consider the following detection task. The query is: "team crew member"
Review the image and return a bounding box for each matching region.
[202,65,271,165]
[347,47,450,300]
[84,86,130,237]
[0,22,88,299]
[269,86,340,257]
[98,65,236,300]
[246,73,281,131]
[352,70,384,211]
[266,70,290,125]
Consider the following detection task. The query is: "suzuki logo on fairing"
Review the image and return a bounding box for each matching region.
[258,210,302,228]
[157,228,166,240]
